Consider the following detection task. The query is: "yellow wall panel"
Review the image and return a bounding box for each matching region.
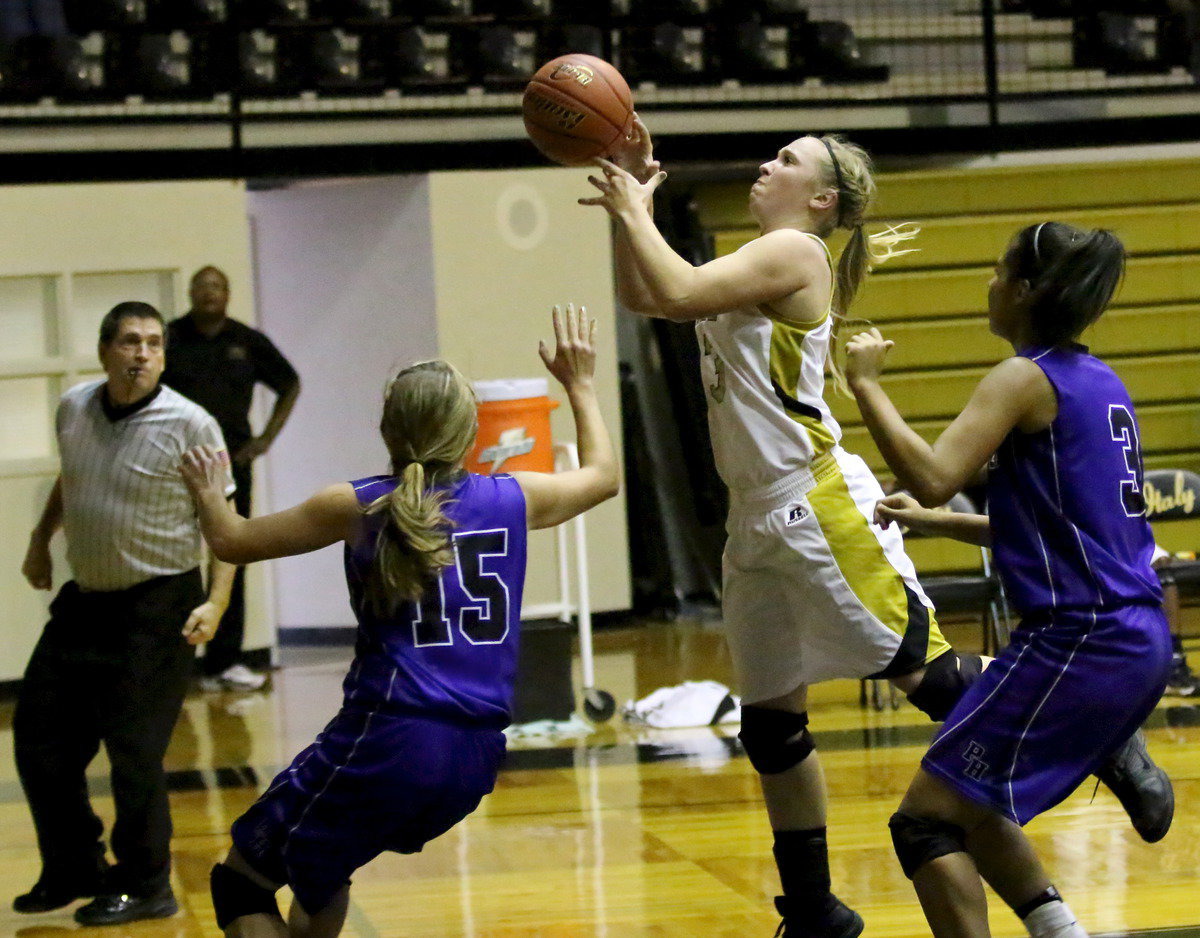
[1148,517,1200,554]
[875,316,1007,369]
[1086,304,1200,356]
[903,537,985,576]
[874,204,1200,269]
[874,159,1200,218]
[717,204,1200,275]
[873,304,1200,371]
[702,159,1200,230]
[846,252,1200,322]
[1145,452,1200,475]
[827,353,1200,426]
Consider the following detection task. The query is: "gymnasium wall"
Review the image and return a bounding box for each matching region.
[0,180,269,681]
[696,146,1200,574]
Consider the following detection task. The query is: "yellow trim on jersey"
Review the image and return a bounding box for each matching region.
[765,230,838,456]
[807,465,951,665]
[768,317,837,455]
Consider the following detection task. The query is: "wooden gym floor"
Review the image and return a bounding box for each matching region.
[0,614,1197,938]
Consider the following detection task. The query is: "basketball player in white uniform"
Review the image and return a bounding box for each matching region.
[583,123,967,937]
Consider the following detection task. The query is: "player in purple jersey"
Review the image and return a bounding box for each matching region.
[179,305,618,938]
[844,222,1173,938]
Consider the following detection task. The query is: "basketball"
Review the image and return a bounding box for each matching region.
[522,54,634,167]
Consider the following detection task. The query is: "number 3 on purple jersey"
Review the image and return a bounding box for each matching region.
[411,529,512,647]
[1108,404,1147,518]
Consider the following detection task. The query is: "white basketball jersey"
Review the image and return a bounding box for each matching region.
[695,233,842,493]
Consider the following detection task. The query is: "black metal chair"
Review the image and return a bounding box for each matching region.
[619,22,712,85]
[860,493,1011,711]
[713,17,810,84]
[15,33,113,101]
[470,24,539,90]
[801,20,889,85]
[367,25,468,92]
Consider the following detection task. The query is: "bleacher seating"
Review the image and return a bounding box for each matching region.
[2,0,1193,106]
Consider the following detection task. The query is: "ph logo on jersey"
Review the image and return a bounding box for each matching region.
[480,427,535,473]
[962,740,989,780]
[785,504,810,526]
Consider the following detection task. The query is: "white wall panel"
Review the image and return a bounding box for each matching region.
[249,176,439,630]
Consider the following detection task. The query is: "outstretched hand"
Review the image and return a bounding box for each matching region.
[579,157,666,216]
[604,114,660,184]
[181,444,231,501]
[539,303,596,393]
[845,327,895,386]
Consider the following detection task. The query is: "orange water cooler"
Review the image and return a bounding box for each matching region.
[467,378,558,475]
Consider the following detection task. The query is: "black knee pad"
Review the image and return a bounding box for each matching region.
[738,706,815,775]
[211,862,283,931]
[888,812,968,879]
[906,651,983,722]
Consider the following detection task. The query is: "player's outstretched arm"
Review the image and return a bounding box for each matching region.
[603,115,664,315]
[583,160,819,321]
[511,304,619,530]
[874,493,992,547]
[182,445,360,563]
[847,329,1055,507]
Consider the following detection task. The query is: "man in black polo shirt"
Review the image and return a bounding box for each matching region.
[162,266,300,691]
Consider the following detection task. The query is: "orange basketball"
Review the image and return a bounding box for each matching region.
[522,54,634,167]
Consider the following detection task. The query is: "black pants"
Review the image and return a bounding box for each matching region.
[202,459,251,676]
[14,570,201,895]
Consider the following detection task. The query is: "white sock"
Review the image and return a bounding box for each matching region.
[1023,899,1089,938]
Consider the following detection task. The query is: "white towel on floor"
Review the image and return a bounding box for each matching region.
[623,681,741,728]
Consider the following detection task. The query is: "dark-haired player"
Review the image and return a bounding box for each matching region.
[847,222,1173,938]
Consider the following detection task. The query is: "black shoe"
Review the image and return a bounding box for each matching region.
[773,895,865,938]
[74,886,178,926]
[13,855,109,914]
[1095,728,1174,843]
[13,877,100,914]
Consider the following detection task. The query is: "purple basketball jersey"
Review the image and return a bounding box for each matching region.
[987,345,1161,615]
[342,472,528,727]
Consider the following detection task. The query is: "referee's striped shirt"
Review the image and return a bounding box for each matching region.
[57,379,236,592]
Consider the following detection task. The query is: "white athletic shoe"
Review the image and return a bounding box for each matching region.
[201,664,268,692]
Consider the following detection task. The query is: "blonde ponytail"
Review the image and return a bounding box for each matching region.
[366,462,455,607]
[364,360,478,612]
[819,134,920,393]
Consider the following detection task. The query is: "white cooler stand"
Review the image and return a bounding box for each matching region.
[547,441,615,722]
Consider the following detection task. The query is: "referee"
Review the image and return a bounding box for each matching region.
[16,301,236,926]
